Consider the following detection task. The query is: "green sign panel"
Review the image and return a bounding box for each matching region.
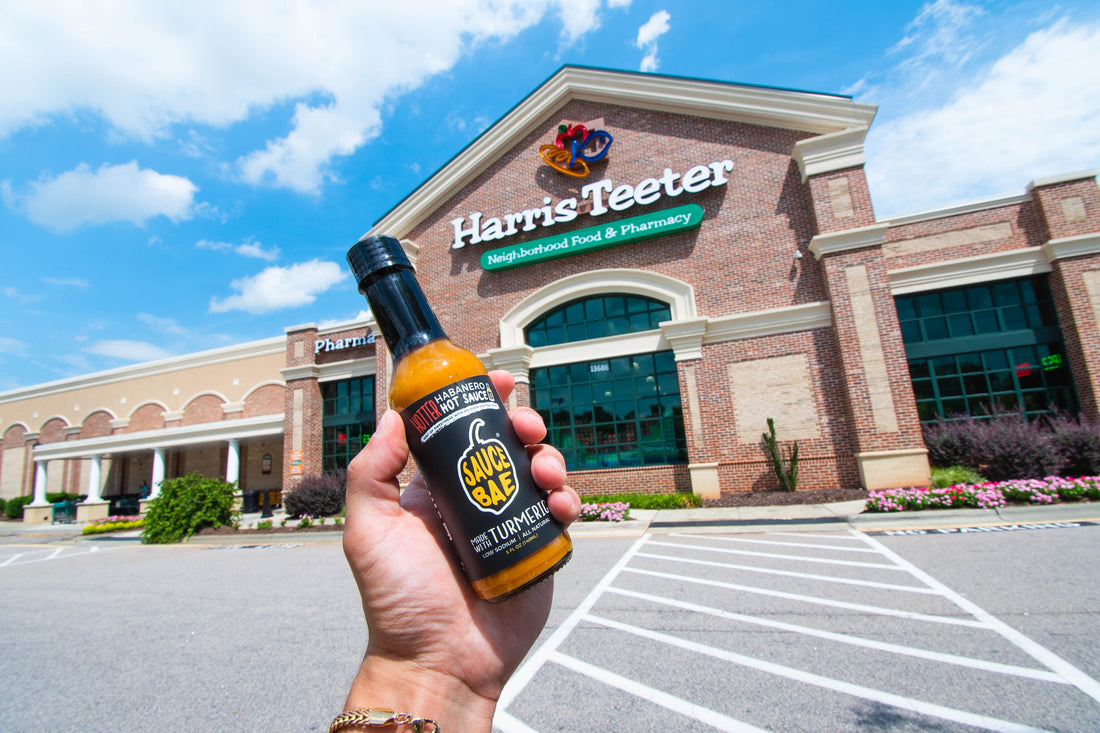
[480,203,703,271]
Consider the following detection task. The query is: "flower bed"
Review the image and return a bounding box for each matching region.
[82,516,145,535]
[579,501,631,522]
[865,476,1100,513]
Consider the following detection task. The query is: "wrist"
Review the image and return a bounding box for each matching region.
[344,654,497,733]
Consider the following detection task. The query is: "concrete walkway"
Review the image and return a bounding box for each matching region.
[4,499,1098,543]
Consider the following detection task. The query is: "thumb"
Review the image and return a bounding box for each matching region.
[346,409,408,515]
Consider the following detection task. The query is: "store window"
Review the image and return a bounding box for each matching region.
[321,376,376,471]
[527,295,686,470]
[896,276,1076,422]
[525,295,671,347]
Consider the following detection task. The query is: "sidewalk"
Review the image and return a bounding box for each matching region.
[567,498,1100,536]
[4,499,1099,543]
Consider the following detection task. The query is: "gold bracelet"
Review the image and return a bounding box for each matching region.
[329,708,439,733]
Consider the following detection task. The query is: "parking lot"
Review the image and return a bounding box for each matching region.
[1,516,1098,732]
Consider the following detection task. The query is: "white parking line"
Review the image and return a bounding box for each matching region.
[605,586,1066,684]
[671,532,880,553]
[856,528,1100,705]
[623,566,988,628]
[585,613,1055,733]
[636,550,938,594]
[768,531,866,541]
[497,534,651,715]
[550,650,773,733]
[647,538,905,570]
[0,545,127,568]
[497,529,1097,732]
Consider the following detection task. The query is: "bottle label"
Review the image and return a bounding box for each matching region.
[400,375,566,581]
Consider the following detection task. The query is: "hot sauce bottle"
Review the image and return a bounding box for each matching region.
[347,235,572,602]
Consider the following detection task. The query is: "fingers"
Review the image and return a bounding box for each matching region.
[528,442,581,524]
[346,410,409,514]
[509,405,547,445]
[488,369,515,404]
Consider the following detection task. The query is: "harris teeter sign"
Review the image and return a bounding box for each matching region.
[481,204,702,271]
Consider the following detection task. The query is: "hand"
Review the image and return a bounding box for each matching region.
[342,370,581,732]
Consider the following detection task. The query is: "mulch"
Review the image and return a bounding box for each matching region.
[196,522,343,536]
[703,488,869,508]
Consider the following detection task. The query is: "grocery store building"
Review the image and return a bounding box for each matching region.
[3,66,1099,524]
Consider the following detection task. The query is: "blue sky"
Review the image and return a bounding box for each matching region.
[2,0,1099,392]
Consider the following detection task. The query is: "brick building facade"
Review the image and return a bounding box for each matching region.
[3,66,1098,522]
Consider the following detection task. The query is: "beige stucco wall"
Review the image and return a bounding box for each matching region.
[0,339,286,436]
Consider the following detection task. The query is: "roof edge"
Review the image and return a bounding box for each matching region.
[367,65,877,240]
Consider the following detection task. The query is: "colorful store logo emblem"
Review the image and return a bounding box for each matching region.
[538,122,613,177]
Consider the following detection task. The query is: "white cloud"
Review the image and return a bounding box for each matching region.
[865,18,1100,216]
[196,238,281,261]
[636,10,670,73]
[136,313,190,337]
[86,340,174,362]
[209,260,346,314]
[889,0,986,70]
[0,0,626,195]
[43,277,90,288]
[5,161,197,232]
[0,336,28,356]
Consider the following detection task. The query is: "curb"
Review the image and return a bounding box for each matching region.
[8,501,1099,544]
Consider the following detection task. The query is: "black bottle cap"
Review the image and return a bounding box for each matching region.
[347,235,412,293]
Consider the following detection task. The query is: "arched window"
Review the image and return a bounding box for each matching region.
[524,295,671,347]
[525,294,685,470]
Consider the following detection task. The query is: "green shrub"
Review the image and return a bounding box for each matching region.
[581,492,699,510]
[0,497,5,515]
[5,495,34,520]
[141,472,239,544]
[930,465,986,489]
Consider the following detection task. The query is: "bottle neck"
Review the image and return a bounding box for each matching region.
[364,269,447,361]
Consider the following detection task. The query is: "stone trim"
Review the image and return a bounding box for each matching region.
[1026,169,1099,190]
[791,127,868,182]
[660,318,709,361]
[315,360,377,384]
[499,268,696,348]
[888,247,1051,295]
[0,336,285,404]
[483,345,535,383]
[528,331,665,370]
[881,193,1030,227]
[809,223,888,259]
[705,302,832,343]
[688,462,721,500]
[280,364,321,382]
[1041,233,1100,262]
[33,413,285,461]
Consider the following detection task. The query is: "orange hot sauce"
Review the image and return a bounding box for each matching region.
[347,235,571,602]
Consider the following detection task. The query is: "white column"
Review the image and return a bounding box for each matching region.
[31,460,49,506]
[225,439,240,485]
[86,455,103,502]
[150,448,165,499]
